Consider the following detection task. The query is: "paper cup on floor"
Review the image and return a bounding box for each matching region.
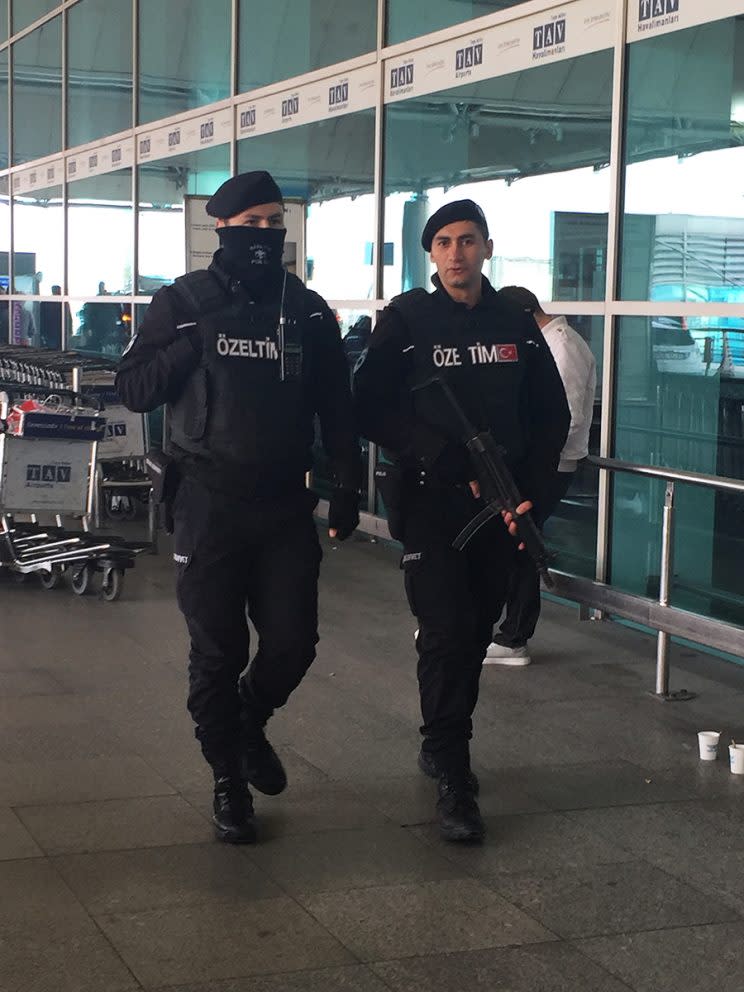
[698,731,720,761]
[729,744,744,774]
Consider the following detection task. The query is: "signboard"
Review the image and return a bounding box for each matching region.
[1,437,92,514]
[628,0,740,42]
[13,159,64,195]
[66,140,135,183]
[384,0,615,103]
[237,64,377,139]
[136,106,232,163]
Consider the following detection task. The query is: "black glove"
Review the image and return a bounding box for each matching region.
[429,442,473,484]
[328,487,360,541]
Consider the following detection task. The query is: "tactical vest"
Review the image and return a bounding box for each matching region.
[167,269,314,476]
[389,288,536,466]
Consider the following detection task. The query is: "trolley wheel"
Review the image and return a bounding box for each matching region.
[39,566,63,590]
[105,493,138,522]
[70,564,92,596]
[10,570,27,584]
[101,567,124,602]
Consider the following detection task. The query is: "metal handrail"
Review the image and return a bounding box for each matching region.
[584,455,744,702]
[589,456,744,495]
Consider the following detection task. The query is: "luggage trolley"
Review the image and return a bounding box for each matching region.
[0,345,148,600]
[85,375,156,547]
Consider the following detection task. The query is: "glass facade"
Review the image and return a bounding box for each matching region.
[1,0,742,641]
[138,146,231,293]
[387,0,524,45]
[12,181,64,297]
[621,18,744,304]
[11,16,61,164]
[67,0,133,148]
[11,0,56,35]
[237,110,376,301]
[239,0,377,92]
[383,50,613,300]
[138,0,231,125]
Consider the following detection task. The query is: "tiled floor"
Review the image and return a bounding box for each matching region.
[1,527,743,991]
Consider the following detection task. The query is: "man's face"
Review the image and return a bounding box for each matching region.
[429,220,493,295]
[216,201,285,229]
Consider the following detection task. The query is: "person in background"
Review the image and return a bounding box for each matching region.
[483,285,596,667]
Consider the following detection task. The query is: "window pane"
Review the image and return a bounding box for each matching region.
[13,182,63,293]
[69,298,131,357]
[11,0,56,34]
[383,50,613,301]
[68,170,133,297]
[0,48,7,170]
[67,0,132,147]
[137,145,231,292]
[621,17,744,303]
[612,315,744,624]
[0,176,8,303]
[544,314,603,579]
[237,110,376,301]
[238,0,376,92]
[0,1,7,45]
[387,1,524,46]
[12,17,61,164]
[138,0,231,125]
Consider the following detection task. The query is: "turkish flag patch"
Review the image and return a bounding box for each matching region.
[497,344,518,362]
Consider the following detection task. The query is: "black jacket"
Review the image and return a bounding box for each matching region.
[354,276,569,513]
[116,253,360,494]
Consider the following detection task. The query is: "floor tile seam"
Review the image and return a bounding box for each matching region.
[561,940,640,991]
[366,945,638,991]
[628,852,744,914]
[564,795,744,821]
[500,910,740,944]
[33,849,148,990]
[636,856,744,920]
[149,962,393,992]
[176,787,402,836]
[280,862,481,902]
[10,788,180,815]
[24,835,228,858]
[527,794,717,815]
[573,918,744,945]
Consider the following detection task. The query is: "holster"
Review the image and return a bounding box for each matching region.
[374,462,405,542]
[145,448,180,534]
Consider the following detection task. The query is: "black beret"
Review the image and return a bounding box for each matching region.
[206,170,284,219]
[421,199,489,251]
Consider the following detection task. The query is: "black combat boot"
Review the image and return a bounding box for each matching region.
[239,681,287,796]
[418,748,480,795]
[212,774,256,844]
[436,773,485,843]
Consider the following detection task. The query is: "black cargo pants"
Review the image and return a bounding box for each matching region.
[401,483,517,774]
[172,475,322,771]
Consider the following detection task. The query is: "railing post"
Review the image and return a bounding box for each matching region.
[652,480,695,702]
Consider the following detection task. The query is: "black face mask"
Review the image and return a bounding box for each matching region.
[217,225,286,285]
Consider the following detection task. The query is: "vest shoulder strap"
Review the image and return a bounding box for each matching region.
[387,288,430,345]
[388,288,428,322]
[170,270,228,317]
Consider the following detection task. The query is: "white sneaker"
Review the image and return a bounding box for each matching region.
[483,643,531,666]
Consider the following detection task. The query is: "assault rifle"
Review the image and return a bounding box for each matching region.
[415,375,554,588]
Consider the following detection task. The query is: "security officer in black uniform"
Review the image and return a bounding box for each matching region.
[116,171,361,844]
[354,200,569,842]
